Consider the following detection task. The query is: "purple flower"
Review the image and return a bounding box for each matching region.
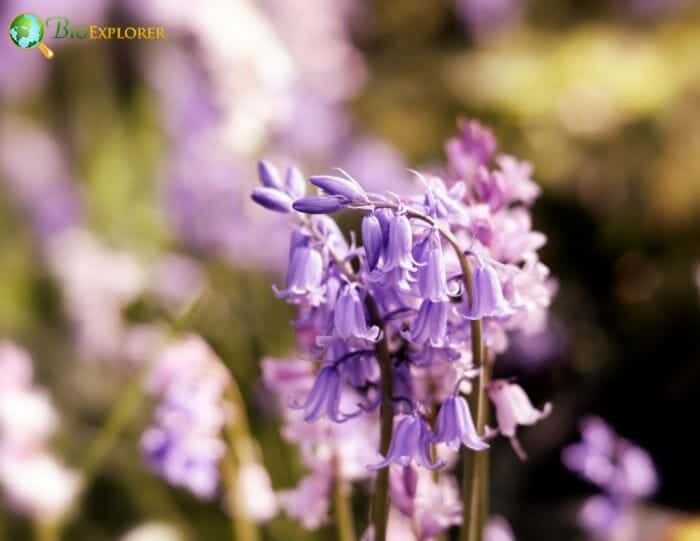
[408,300,449,346]
[562,416,658,536]
[435,395,489,451]
[562,416,658,499]
[258,160,285,190]
[362,213,384,271]
[291,364,360,423]
[274,247,325,305]
[141,336,230,499]
[333,285,382,342]
[381,213,419,275]
[417,231,459,301]
[310,174,368,202]
[251,187,294,213]
[488,380,551,459]
[285,166,306,200]
[369,414,444,470]
[293,196,345,214]
[445,119,497,181]
[461,259,514,319]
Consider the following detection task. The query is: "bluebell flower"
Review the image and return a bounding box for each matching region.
[417,231,459,301]
[381,213,419,274]
[274,247,325,305]
[333,285,382,342]
[368,414,444,470]
[461,259,514,319]
[291,364,360,423]
[408,299,449,346]
[434,395,489,451]
[362,214,384,271]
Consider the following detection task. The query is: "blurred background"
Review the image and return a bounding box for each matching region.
[2,0,700,539]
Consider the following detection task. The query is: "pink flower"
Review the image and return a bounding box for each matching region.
[0,341,33,390]
[487,380,551,459]
[0,452,80,520]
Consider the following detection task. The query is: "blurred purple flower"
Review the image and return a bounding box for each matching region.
[455,0,525,39]
[142,336,230,499]
[562,416,658,535]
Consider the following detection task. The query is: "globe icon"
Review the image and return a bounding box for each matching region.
[8,13,53,58]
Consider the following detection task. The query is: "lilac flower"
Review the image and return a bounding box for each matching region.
[417,230,459,301]
[274,247,325,305]
[258,160,285,190]
[333,285,382,342]
[362,213,385,271]
[251,187,294,213]
[142,336,230,499]
[562,416,658,536]
[445,119,497,181]
[435,395,489,451]
[310,174,368,202]
[380,213,420,290]
[408,300,449,346]
[278,469,332,529]
[369,414,444,471]
[293,196,345,214]
[488,380,551,459]
[291,364,360,423]
[461,259,514,320]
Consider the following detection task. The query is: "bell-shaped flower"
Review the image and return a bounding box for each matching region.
[381,213,419,274]
[461,259,514,320]
[274,247,325,305]
[333,285,382,342]
[408,300,449,346]
[434,395,489,451]
[368,414,444,471]
[487,380,551,459]
[417,231,459,301]
[291,364,360,423]
[362,214,384,271]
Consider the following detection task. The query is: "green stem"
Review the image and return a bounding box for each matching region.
[333,473,357,541]
[367,298,394,541]
[303,215,394,541]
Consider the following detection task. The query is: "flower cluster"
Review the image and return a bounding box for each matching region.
[0,341,81,521]
[141,335,232,499]
[255,119,555,537]
[562,416,658,535]
[141,335,277,523]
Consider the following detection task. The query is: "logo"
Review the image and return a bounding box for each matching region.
[8,13,54,59]
[8,13,166,60]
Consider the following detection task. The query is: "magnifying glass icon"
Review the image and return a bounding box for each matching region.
[8,13,54,59]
